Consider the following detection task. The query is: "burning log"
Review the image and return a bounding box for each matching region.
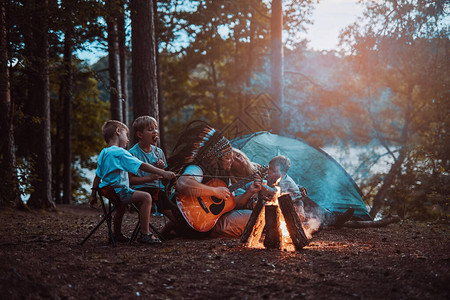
[241,198,265,247]
[278,194,309,250]
[263,205,282,249]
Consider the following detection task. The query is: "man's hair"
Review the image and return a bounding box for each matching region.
[102,120,128,143]
[132,116,158,135]
[230,148,258,178]
[269,155,291,174]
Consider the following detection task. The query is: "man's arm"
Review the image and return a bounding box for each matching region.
[129,173,162,185]
[234,179,262,209]
[176,175,231,200]
[139,162,175,180]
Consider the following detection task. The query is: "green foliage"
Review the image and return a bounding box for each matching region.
[335,0,450,219]
[52,61,109,201]
[158,0,314,145]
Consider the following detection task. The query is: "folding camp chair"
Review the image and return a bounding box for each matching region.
[80,186,162,247]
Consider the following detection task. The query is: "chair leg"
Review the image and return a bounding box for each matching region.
[129,203,163,242]
[130,220,140,244]
[80,195,117,247]
[80,215,109,245]
[102,196,116,248]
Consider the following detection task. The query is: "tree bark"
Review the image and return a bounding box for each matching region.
[270,0,283,134]
[27,0,55,210]
[153,0,165,152]
[0,0,20,208]
[62,28,73,204]
[130,0,159,121]
[107,12,122,122]
[118,0,128,126]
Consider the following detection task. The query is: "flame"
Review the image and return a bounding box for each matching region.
[271,178,292,247]
[271,177,282,205]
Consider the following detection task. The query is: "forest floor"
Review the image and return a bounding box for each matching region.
[0,204,449,300]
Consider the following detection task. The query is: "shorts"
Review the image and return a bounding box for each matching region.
[115,186,136,203]
[136,187,174,211]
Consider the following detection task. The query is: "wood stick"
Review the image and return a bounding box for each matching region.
[343,215,401,228]
[263,205,281,249]
[246,206,265,247]
[278,194,309,250]
[241,198,265,244]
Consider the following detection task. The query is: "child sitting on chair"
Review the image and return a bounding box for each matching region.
[128,116,177,226]
[89,120,175,244]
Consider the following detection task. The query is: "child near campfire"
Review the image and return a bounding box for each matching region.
[266,155,305,221]
[128,116,178,228]
[89,120,175,244]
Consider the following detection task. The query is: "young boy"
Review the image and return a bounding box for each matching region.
[128,116,176,223]
[89,120,175,244]
[267,155,305,220]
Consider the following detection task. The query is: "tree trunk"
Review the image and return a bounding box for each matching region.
[118,0,128,126]
[153,0,165,152]
[270,0,283,134]
[62,28,73,204]
[107,14,122,122]
[0,0,20,208]
[130,0,159,122]
[27,0,55,210]
[369,146,407,218]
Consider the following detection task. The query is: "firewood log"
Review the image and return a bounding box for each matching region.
[241,198,265,245]
[263,205,281,249]
[278,194,309,250]
[343,215,401,228]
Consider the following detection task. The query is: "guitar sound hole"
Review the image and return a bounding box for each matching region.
[211,196,222,204]
[209,200,225,215]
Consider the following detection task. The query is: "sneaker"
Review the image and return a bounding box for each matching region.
[137,232,162,245]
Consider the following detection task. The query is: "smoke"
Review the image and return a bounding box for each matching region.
[304,216,321,240]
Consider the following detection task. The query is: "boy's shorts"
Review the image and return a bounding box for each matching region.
[115,186,136,203]
[136,187,173,211]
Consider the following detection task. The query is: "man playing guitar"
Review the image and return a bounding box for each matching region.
[165,121,263,238]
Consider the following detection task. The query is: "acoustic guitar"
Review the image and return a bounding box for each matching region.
[176,166,268,232]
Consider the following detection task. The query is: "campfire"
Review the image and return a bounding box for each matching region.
[241,182,310,251]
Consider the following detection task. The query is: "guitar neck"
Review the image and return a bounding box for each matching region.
[228,166,268,193]
[228,177,253,193]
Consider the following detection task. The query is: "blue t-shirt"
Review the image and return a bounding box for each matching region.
[95,146,142,193]
[129,143,167,189]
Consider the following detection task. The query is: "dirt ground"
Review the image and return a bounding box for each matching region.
[0,204,448,300]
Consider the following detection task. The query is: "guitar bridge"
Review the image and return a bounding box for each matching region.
[197,197,209,213]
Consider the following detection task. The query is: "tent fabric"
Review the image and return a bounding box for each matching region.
[231,132,372,221]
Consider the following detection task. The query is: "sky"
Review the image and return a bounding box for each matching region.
[304,0,364,51]
[77,0,364,64]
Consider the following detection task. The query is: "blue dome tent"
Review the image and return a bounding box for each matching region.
[231,132,372,221]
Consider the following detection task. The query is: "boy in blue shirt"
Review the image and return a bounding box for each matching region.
[90,120,175,244]
[128,116,176,224]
